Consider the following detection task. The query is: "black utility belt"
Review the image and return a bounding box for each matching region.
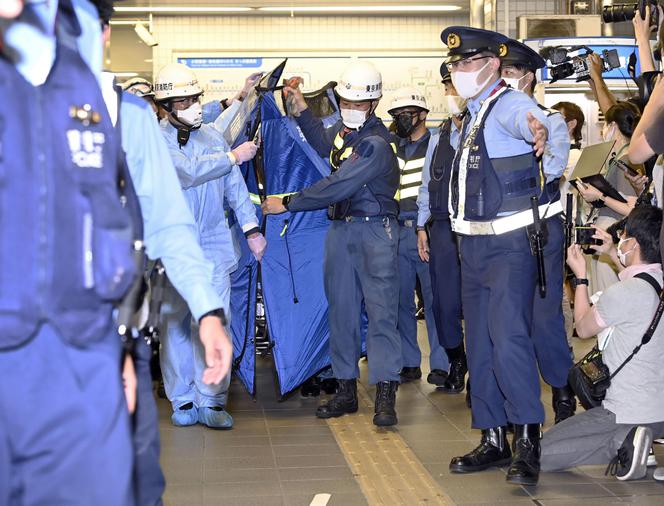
[342,215,393,223]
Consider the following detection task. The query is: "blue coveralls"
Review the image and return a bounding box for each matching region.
[288,109,402,384]
[449,80,552,429]
[159,104,259,410]
[113,92,225,505]
[395,133,449,371]
[0,2,135,504]
[417,120,465,352]
[531,103,572,389]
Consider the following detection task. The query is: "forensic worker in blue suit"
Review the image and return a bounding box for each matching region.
[387,88,450,385]
[262,61,402,427]
[441,27,552,486]
[154,62,266,430]
[0,1,136,503]
[500,39,576,425]
[416,66,468,395]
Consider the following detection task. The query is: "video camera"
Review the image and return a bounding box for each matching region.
[539,45,622,84]
[602,0,661,26]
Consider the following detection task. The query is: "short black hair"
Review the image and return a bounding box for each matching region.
[624,205,662,264]
[605,101,641,139]
[89,0,115,25]
[501,62,537,94]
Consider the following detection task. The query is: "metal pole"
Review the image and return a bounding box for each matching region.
[470,0,485,29]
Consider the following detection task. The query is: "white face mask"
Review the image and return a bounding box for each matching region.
[502,74,527,92]
[340,107,368,129]
[616,237,637,266]
[602,124,616,143]
[445,95,466,115]
[451,59,494,99]
[175,102,203,128]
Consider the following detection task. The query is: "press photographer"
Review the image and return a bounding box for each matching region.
[540,205,664,482]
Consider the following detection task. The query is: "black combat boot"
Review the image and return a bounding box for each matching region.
[427,369,449,386]
[315,379,358,419]
[442,344,467,393]
[552,386,576,424]
[400,366,422,382]
[506,424,541,486]
[373,381,398,427]
[300,377,321,397]
[450,426,512,473]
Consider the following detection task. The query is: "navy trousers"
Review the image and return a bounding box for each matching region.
[531,216,573,388]
[397,222,449,370]
[460,229,545,429]
[324,219,401,384]
[428,218,464,350]
[133,340,166,506]
[0,325,134,506]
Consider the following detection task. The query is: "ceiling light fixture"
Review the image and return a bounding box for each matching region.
[258,5,462,12]
[115,7,253,13]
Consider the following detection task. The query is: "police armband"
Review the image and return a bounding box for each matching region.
[199,308,228,326]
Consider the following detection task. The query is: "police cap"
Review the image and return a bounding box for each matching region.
[440,63,452,83]
[441,26,509,63]
[502,39,546,70]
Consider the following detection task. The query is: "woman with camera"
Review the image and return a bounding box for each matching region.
[541,206,664,481]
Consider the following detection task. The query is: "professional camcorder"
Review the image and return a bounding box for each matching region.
[539,45,621,83]
[602,0,661,26]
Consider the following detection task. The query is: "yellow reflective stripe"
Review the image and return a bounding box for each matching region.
[399,186,420,199]
[333,133,344,150]
[248,192,297,204]
[401,172,423,186]
[402,158,426,172]
[390,142,397,154]
[394,189,400,201]
[280,223,289,237]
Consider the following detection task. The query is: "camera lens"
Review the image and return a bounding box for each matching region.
[602,4,638,23]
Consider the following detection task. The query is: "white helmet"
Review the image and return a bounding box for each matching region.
[334,60,382,101]
[387,87,429,114]
[121,77,155,98]
[153,63,203,102]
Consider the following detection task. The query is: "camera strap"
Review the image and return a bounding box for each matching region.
[608,272,664,380]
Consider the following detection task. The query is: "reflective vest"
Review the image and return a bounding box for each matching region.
[0,35,136,349]
[395,132,430,216]
[327,115,399,219]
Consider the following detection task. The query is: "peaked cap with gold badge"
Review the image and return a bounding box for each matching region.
[441,26,510,63]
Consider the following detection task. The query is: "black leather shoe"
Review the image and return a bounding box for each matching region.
[400,367,422,382]
[316,379,358,419]
[450,427,512,473]
[552,386,576,424]
[506,424,541,486]
[427,369,448,386]
[373,381,398,427]
[300,377,321,397]
[441,354,467,393]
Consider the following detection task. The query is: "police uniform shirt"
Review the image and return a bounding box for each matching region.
[535,99,570,182]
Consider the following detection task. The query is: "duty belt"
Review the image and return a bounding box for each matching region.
[344,215,393,223]
[451,200,563,236]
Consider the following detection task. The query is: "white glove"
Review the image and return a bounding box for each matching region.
[247,233,267,262]
[231,142,258,164]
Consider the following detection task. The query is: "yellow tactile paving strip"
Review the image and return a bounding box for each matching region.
[326,386,454,506]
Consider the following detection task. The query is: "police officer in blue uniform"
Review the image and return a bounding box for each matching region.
[441,27,552,486]
[0,1,136,503]
[262,61,402,427]
[500,39,576,424]
[388,88,450,385]
[417,66,468,394]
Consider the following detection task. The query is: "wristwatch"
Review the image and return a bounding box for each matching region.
[573,277,589,288]
[199,308,228,326]
[282,195,292,210]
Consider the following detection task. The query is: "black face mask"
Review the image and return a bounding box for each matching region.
[395,113,420,138]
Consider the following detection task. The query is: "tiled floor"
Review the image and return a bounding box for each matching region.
[159,325,664,506]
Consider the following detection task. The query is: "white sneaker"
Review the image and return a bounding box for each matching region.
[606,426,653,481]
[654,467,664,481]
[647,447,658,467]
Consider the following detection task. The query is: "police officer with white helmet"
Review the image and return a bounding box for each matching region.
[388,88,450,385]
[262,60,402,426]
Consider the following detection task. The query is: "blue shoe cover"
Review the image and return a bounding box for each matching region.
[171,403,198,427]
[198,406,233,430]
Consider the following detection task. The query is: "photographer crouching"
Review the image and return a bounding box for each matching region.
[540,205,664,481]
